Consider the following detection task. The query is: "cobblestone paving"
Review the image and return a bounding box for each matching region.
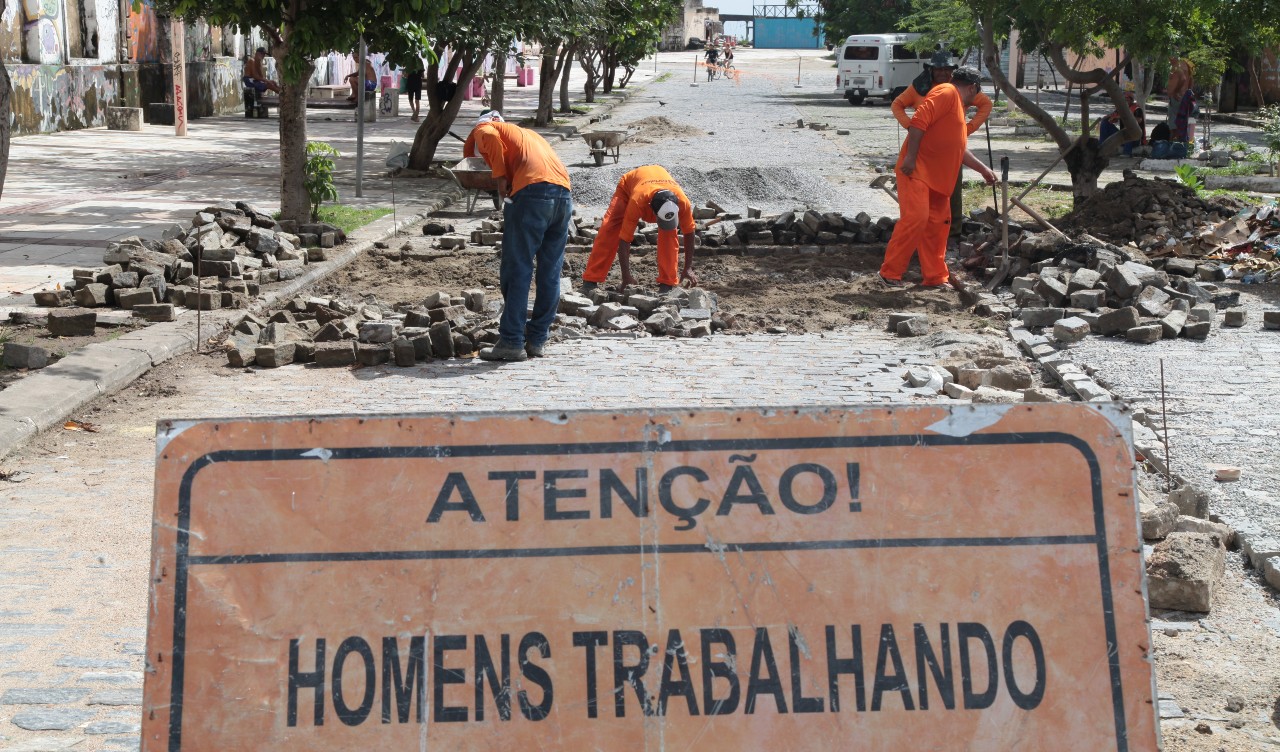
[1071,286,1280,549]
[0,325,948,750]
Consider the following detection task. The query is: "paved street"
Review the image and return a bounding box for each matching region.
[1,46,1279,751]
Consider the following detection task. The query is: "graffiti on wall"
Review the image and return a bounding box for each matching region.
[22,0,64,64]
[9,63,119,133]
[127,0,160,62]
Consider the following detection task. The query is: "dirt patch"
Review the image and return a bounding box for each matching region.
[309,240,982,335]
[618,115,706,144]
[0,319,146,391]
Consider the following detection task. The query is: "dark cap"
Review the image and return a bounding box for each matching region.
[951,66,982,85]
[650,190,680,231]
[927,51,956,69]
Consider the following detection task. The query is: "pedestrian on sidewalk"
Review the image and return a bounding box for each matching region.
[880,66,997,289]
[891,51,991,235]
[467,114,573,362]
[345,54,377,102]
[581,165,697,294]
[403,55,425,122]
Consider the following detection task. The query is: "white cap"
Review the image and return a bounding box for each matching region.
[651,190,680,230]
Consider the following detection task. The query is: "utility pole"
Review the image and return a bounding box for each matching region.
[171,18,187,136]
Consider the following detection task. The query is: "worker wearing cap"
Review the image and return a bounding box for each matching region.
[461,109,504,157]
[467,113,572,362]
[892,52,992,234]
[880,66,996,288]
[581,165,697,293]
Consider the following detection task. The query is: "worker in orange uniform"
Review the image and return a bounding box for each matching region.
[581,165,698,293]
[892,51,992,235]
[466,111,573,362]
[880,66,996,289]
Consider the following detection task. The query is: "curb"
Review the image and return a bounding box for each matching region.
[0,87,640,462]
[0,187,463,463]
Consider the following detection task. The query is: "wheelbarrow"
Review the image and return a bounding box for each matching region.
[443,157,502,213]
[581,130,630,166]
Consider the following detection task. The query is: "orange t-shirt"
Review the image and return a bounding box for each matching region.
[899,83,968,195]
[893,85,992,135]
[469,122,570,197]
[614,165,696,242]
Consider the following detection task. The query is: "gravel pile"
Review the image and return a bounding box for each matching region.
[570,165,846,215]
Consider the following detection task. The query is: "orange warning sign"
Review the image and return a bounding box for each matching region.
[143,404,1158,751]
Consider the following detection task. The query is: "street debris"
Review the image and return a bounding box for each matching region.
[219,282,726,369]
[30,202,347,333]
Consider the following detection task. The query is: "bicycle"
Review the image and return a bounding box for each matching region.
[705,62,719,82]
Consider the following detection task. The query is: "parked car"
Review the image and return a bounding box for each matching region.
[835,33,933,105]
[687,37,706,50]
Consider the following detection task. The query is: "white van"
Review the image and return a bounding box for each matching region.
[835,33,932,105]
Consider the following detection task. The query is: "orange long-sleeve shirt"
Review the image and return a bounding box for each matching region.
[467,122,570,197]
[612,165,696,242]
[893,85,991,135]
[898,83,968,195]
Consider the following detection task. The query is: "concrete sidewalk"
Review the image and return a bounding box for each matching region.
[0,62,645,311]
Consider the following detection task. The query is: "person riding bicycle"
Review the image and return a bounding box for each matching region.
[704,46,720,80]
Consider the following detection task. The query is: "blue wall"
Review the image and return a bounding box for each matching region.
[753,18,824,49]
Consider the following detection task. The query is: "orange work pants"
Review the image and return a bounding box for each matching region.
[583,188,680,286]
[879,168,952,286]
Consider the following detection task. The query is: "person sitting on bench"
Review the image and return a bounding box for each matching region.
[243,48,280,94]
[345,56,377,102]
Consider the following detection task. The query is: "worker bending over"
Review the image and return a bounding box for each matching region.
[468,112,573,362]
[880,66,996,288]
[892,51,991,234]
[582,165,697,293]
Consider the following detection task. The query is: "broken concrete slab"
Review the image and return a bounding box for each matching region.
[1146,532,1226,612]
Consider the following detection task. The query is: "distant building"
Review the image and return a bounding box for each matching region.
[662,0,721,51]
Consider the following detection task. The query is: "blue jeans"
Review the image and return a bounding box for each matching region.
[499,182,572,348]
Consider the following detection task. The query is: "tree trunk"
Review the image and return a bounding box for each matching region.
[277,65,313,223]
[559,48,574,112]
[490,53,505,112]
[409,52,484,170]
[1065,137,1108,206]
[0,49,10,200]
[580,49,600,103]
[602,45,617,93]
[620,65,635,89]
[536,48,562,126]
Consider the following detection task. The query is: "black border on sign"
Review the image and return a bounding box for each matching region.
[164,431,1129,751]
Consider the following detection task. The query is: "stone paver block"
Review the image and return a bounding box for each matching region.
[1263,310,1280,330]
[10,707,94,730]
[1097,306,1140,336]
[972,386,1023,404]
[1,687,90,704]
[356,343,391,366]
[1146,532,1225,612]
[85,720,142,735]
[113,288,156,310]
[1140,498,1178,540]
[1221,307,1245,327]
[1053,316,1090,343]
[1019,307,1066,328]
[895,317,929,337]
[1126,325,1162,344]
[33,290,73,307]
[312,341,355,367]
[3,343,51,370]
[88,689,142,706]
[73,283,110,308]
[1181,320,1210,340]
[393,338,416,367]
[1069,290,1105,310]
[255,344,297,369]
[132,303,176,323]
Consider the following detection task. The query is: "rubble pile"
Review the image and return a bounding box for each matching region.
[30,202,347,331]
[223,284,728,368]
[1198,203,1280,282]
[1060,173,1242,255]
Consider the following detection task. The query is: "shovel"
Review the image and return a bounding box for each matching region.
[985,157,1012,291]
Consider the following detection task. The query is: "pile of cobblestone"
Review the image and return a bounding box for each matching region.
[419,204,897,255]
[223,284,726,368]
[30,203,346,333]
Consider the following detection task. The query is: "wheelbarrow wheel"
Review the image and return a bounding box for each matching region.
[593,150,606,167]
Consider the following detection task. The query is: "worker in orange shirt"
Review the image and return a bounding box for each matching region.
[466,111,573,362]
[581,165,698,293]
[880,66,996,288]
[892,51,992,234]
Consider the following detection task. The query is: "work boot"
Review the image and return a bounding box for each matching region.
[479,342,528,362]
[580,281,598,294]
[658,284,675,294]
[525,342,546,358]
